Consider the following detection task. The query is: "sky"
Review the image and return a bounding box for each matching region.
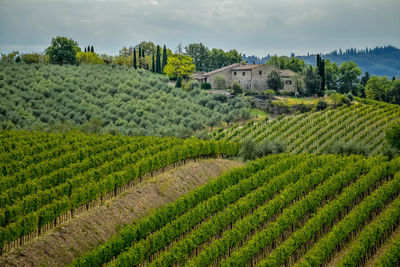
[1,0,399,57]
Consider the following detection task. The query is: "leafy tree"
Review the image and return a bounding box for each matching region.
[214,75,226,90]
[267,70,284,91]
[231,81,243,95]
[388,80,400,105]
[293,74,306,95]
[185,43,210,72]
[135,41,156,56]
[386,121,400,151]
[365,76,391,101]
[46,37,80,65]
[1,51,19,63]
[338,61,362,94]
[162,45,168,72]
[76,51,104,64]
[267,55,305,73]
[304,65,322,96]
[324,60,339,90]
[163,54,196,79]
[21,53,40,64]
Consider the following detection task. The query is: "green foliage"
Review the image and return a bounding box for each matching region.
[21,53,40,64]
[304,65,322,96]
[264,89,275,99]
[76,51,104,65]
[201,82,211,90]
[239,138,257,161]
[267,70,284,91]
[338,61,362,94]
[0,63,249,137]
[213,75,226,90]
[163,54,195,79]
[386,121,400,151]
[46,36,80,65]
[0,51,19,63]
[327,141,368,156]
[328,93,350,107]
[175,76,183,88]
[316,100,328,110]
[231,81,243,95]
[0,131,240,249]
[365,75,392,102]
[266,55,306,73]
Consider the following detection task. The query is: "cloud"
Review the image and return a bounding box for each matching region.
[0,0,399,56]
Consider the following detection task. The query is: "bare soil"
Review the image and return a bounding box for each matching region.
[0,158,243,267]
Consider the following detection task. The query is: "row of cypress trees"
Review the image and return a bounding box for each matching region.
[133,44,167,74]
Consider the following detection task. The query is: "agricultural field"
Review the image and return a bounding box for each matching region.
[0,130,239,254]
[69,153,400,267]
[212,98,400,155]
[0,63,250,137]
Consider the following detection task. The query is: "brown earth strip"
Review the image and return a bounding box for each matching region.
[0,158,243,267]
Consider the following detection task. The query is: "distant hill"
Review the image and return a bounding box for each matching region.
[244,45,400,77]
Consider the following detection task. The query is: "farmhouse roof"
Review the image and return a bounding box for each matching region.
[231,64,264,71]
[203,63,241,76]
[279,69,296,77]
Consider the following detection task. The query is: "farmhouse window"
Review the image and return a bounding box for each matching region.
[242,72,245,76]
[286,80,292,85]
[234,71,237,76]
[259,71,262,75]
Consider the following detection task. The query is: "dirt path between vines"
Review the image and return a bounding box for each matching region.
[0,158,243,267]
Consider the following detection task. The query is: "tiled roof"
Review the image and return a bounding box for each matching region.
[202,63,241,76]
[231,64,264,71]
[279,69,296,77]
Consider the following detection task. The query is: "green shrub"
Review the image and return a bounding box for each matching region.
[386,121,400,151]
[201,82,211,89]
[316,100,328,111]
[327,141,368,156]
[232,81,243,95]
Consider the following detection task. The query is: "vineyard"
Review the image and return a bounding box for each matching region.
[70,153,400,267]
[211,98,400,155]
[0,130,239,254]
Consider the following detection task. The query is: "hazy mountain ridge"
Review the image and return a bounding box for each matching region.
[243,45,400,77]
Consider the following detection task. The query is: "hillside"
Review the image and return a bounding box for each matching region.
[0,131,239,254]
[244,45,400,77]
[0,63,250,137]
[71,153,400,266]
[211,99,400,155]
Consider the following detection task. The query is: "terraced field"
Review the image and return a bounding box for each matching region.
[0,131,239,254]
[72,153,400,267]
[212,98,400,155]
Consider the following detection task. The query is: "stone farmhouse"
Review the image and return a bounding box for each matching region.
[191,63,296,91]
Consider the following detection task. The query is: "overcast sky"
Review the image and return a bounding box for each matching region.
[1,0,399,57]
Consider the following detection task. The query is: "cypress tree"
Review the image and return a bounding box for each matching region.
[316,54,325,91]
[90,46,94,53]
[152,54,155,72]
[141,49,145,58]
[88,46,91,53]
[138,46,142,68]
[156,45,161,74]
[133,48,137,69]
[84,47,87,53]
[162,44,168,72]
